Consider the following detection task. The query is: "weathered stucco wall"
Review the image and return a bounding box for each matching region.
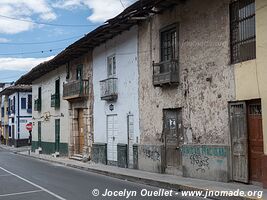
[138,0,234,147]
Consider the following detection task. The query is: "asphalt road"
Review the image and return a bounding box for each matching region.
[0,148,204,200]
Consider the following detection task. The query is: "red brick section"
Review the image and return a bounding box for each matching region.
[263,155,267,188]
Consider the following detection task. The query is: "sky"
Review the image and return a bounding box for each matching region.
[0,0,135,82]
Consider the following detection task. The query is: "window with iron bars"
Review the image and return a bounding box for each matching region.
[160,24,178,62]
[230,0,256,64]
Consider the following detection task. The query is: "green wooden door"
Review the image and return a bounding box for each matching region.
[38,121,41,147]
[55,119,60,152]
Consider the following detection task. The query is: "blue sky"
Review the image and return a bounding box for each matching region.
[0,0,134,82]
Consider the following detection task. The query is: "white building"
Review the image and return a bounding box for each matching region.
[17,66,70,155]
[0,85,32,147]
[93,25,140,167]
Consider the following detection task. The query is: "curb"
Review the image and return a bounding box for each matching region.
[14,151,261,200]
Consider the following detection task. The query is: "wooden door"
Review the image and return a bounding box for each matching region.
[38,121,41,148]
[164,109,182,169]
[107,115,118,162]
[247,101,263,182]
[229,102,248,183]
[55,119,60,152]
[78,109,84,154]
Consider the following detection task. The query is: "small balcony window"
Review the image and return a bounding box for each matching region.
[154,23,179,87]
[100,77,118,101]
[63,79,89,100]
[153,60,179,86]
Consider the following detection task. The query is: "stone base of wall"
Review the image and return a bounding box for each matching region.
[182,144,230,182]
[137,144,165,173]
[263,155,267,189]
[117,143,128,168]
[31,141,68,156]
[92,143,107,164]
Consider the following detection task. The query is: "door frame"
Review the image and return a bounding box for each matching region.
[163,108,183,170]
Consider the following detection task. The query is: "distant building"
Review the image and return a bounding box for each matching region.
[0,85,32,147]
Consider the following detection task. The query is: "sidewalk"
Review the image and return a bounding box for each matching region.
[1,144,266,200]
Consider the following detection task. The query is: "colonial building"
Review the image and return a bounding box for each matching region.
[0,85,32,147]
[229,0,267,188]
[15,0,267,189]
[63,52,93,161]
[136,0,267,188]
[17,65,69,155]
[92,25,140,167]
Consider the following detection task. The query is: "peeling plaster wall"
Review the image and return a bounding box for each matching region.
[138,0,235,146]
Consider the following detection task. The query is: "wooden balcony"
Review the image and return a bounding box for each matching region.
[63,79,89,100]
[153,59,179,87]
[100,77,118,101]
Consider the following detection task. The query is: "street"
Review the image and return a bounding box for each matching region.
[0,148,204,200]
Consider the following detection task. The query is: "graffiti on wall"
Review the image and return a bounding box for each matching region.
[182,145,228,173]
[190,154,209,173]
[142,147,161,161]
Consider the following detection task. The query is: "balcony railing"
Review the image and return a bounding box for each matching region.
[51,94,60,108]
[63,79,89,100]
[100,77,118,101]
[153,59,179,87]
[34,99,41,112]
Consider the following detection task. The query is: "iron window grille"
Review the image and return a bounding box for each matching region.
[230,0,256,64]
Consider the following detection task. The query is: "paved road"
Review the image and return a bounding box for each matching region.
[0,148,204,200]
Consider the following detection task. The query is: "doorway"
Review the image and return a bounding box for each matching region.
[55,119,60,152]
[163,109,183,174]
[229,100,264,184]
[38,121,41,148]
[247,100,263,183]
[78,109,84,154]
[107,114,118,164]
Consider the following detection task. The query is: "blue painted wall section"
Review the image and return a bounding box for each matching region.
[181,144,230,182]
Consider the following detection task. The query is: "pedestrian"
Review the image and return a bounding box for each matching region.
[0,134,4,144]
[28,131,32,146]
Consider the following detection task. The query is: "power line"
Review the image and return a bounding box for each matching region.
[0,14,101,27]
[119,0,126,8]
[0,35,84,45]
[0,47,63,56]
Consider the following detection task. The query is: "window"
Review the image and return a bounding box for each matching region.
[21,98,26,109]
[28,95,32,110]
[107,55,116,77]
[230,0,256,63]
[76,65,83,80]
[160,24,178,62]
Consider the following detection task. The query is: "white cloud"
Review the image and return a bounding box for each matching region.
[0,0,56,34]
[0,56,54,71]
[53,0,136,23]
[0,38,10,43]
